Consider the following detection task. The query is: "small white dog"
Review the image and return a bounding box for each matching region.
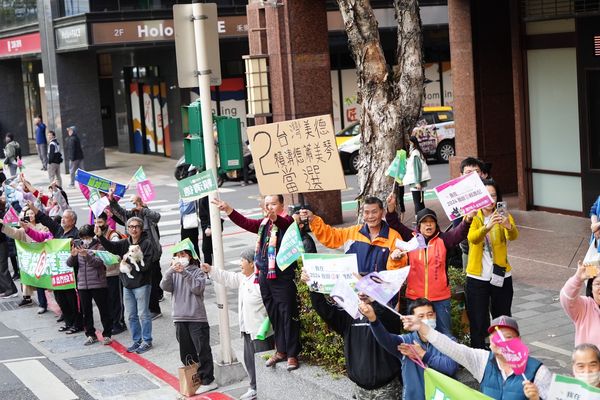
[119,244,145,279]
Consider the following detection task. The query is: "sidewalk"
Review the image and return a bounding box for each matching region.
[7,150,590,394]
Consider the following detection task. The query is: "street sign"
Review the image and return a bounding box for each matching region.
[173,3,222,87]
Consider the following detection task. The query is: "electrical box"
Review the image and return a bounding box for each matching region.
[215,116,243,172]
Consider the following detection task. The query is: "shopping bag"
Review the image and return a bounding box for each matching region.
[583,238,600,267]
[178,360,201,396]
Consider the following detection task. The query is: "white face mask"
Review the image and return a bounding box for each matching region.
[176,257,190,268]
[422,319,437,330]
[574,371,600,387]
[82,238,92,246]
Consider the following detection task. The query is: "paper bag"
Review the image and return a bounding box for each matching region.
[178,361,201,396]
[583,238,600,267]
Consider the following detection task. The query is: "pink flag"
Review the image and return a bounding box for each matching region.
[491,332,530,375]
[136,179,155,203]
[78,182,91,200]
[3,207,19,225]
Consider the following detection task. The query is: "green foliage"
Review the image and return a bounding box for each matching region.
[297,272,346,374]
[448,266,470,345]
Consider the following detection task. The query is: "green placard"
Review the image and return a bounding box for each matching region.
[16,239,75,290]
[177,168,218,202]
[275,222,304,270]
[92,250,121,266]
[424,368,492,400]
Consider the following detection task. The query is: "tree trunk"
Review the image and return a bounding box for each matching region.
[336,0,424,215]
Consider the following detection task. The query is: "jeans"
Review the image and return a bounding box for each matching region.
[36,143,48,169]
[123,284,152,344]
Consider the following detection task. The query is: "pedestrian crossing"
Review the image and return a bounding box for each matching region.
[5,359,78,400]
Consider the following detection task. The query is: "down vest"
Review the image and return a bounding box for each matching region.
[67,240,107,290]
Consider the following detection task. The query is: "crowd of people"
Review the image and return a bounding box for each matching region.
[0,134,598,400]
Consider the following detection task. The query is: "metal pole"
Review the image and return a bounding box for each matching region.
[192,1,233,364]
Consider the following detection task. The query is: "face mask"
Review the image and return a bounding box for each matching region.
[575,371,600,387]
[422,319,436,330]
[82,238,92,246]
[176,257,190,267]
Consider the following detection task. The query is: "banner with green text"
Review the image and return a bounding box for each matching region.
[16,239,75,290]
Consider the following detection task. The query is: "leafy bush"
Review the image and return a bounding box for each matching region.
[448,266,470,345]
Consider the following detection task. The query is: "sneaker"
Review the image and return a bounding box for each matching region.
[150,312,162,321]
[37,307,47,314]
[135,342,152,354]
[126,341,142,353]
[102,337,113,345]
[1,291,18,299]
[239,388,257,400]
[18,298,33,307]
[195,381,218,394]
[83,336,98,346]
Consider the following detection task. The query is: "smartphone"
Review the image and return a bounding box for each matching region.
[22,215,30,223]
[72,239,83,248]
[496,201,507,217]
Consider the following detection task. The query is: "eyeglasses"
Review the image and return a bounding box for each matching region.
[127,225,142,229]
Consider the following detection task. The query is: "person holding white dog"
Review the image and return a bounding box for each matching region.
[96,216,154,354]
[161,238,217,395]
[201,248,274,400]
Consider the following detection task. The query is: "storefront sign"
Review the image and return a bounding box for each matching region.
[92,15,249,45]
[56,23,88,50]
[0,32,41,58]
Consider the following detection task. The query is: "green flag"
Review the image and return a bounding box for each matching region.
[131,166,147,183]
[170,238,199,260]
[16,239,75,290]
[178,169,218,202]
[275,221,304,271]
[424,368,492,400]
[92,250,121,266]
[385,149,407,184]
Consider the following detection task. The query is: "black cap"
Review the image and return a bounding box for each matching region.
[416,208,437,225]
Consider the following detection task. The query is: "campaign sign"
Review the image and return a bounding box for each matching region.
[302,253,358,294]
[75,169,128,197]
[16,239,74,290]
[434,172,494,220]
[178,169,218,202]
[548,373,600,400]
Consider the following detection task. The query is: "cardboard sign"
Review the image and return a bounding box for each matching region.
[302,253,358,294]
[177,169,218,202]
[247,115,347,195]
[548,373,600,400]
[434,172,494,220]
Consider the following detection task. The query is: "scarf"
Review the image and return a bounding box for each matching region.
[254,218,279,282]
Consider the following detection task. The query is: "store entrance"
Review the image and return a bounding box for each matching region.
[124,66,171,156]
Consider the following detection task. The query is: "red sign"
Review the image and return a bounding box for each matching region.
[0,32,41,58]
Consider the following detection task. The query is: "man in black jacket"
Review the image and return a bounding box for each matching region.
[66,126,83,188]
[300,270,402,399]
[46,130,63,187]
[32,204,83,334]
[95,217,155,354]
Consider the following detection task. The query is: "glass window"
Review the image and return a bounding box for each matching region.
[587,70,600,170]
[0,0,38,30]
[62,0,89,16]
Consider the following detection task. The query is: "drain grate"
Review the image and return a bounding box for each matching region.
[85,373,159,396]
[64,351,126,370]
[0,300,22,311]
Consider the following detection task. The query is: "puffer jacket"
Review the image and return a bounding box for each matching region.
[66,240,107,290]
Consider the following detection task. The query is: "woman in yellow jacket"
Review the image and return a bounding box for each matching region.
[466,180,518,349]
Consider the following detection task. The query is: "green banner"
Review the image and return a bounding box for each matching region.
[16,239,75,290]
[276,222,304,271]
[424,368,492,400]
[91,250,121,266]
[178,169,218,202]
[548,373,600,399]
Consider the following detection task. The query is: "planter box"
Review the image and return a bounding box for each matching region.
[255,351,355,400]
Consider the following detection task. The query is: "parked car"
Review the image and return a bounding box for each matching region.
[337,106,456,174]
